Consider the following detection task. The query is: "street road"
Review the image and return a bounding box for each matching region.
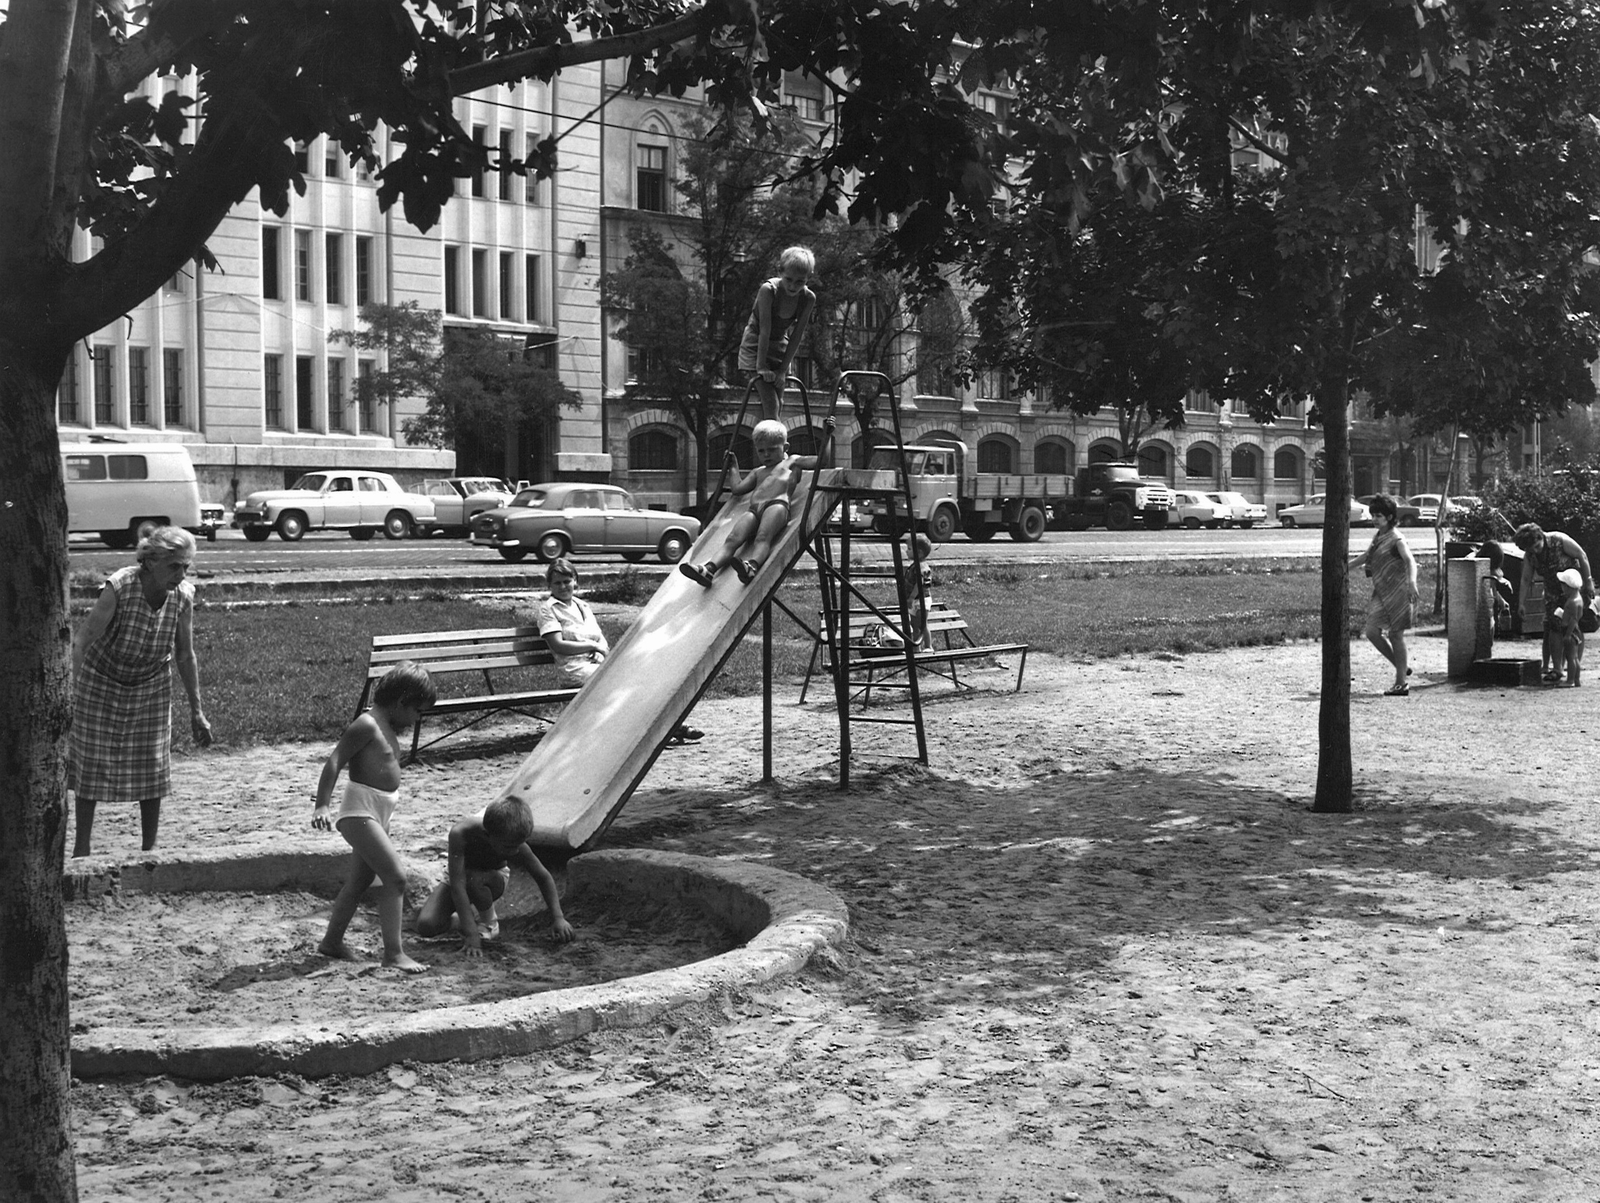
[66,524,1452,579]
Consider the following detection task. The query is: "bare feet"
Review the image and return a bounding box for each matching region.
[383,951,428,974]
[317,938,362,962]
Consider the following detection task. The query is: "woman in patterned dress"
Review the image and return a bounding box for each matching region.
[1349,493,1420,697]
[71,526,212,856]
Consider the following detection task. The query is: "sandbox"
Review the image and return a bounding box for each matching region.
[66,847,849,1081]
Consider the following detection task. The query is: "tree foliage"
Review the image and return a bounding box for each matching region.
[328,303,583,454]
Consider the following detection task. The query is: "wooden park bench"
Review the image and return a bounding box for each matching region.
[355,625,581,761]
[799,602,1029,705]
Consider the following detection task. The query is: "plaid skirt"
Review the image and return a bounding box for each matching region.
[70,661,174,801]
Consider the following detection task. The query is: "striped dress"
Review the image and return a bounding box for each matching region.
[71,565,194,801]
[1365,526,1414,632]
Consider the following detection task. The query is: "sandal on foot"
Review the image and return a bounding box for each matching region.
[1383,685,1410,697]
[679,562,716,588]
[1542,669,1563,684]
[732,558,760,584]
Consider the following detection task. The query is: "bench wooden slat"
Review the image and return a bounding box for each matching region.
[357,623,577,761]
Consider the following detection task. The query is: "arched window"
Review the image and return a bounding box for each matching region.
[1137,444,1170,480]
[1185,446,1215,478]
[977,439,1013,473]
[1089,442,1121,464]
[1311,449,1327,480]
[851,428,895,468]
[1274,448,1301,480]
[628,428,679,471]
[1035,440,1073,475]
[1232,446,1259,479]
[787,426,821,457]
[709,427,754,472]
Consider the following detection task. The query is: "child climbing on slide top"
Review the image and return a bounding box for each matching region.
[680,416,834,589]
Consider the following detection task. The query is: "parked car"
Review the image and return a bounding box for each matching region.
[419,476,516,535]
[1359,494,1422,526]
[1169,490,1231,529]
[232,470,436,542]
[1204,491,1268,528]
[198,502,225,541]
[1278,494,1373,528]
[470,482,702,564]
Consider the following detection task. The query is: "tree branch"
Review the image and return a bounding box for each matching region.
[447,5,726,97]
[1227,117,1289,166]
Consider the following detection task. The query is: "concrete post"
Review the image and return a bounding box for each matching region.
[1447,556,1490,678]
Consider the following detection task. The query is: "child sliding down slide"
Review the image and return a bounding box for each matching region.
[680,417,833,588]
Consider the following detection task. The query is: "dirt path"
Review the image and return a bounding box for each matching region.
[70,638,1600,1202]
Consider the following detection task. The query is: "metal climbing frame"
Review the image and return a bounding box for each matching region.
[717,370,930,788]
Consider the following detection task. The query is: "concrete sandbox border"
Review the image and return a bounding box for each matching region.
[67,847,850,1081]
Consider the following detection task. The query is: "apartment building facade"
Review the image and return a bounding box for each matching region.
[59,61,1518,517]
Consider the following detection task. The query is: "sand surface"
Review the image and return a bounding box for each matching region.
[69,637,1600,1202]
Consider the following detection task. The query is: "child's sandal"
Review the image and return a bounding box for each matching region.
[679,562,716,588]
[732,559,759,584]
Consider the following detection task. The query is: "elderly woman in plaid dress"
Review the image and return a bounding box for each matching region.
[71,526,212,856]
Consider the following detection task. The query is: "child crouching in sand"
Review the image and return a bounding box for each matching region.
[312,661,437,972]
[415,796,575,955]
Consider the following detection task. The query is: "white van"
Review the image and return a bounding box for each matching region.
[61,442,204,549]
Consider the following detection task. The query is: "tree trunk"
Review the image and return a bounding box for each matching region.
[0,342,78,1202]
[1313,379,1354,813]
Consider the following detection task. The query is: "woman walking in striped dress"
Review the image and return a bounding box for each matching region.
[71,526,212,857]
[1349,493,1420,697]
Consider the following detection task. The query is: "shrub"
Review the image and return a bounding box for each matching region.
[1455,467,1600,565]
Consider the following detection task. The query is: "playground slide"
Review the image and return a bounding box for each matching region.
[496,466,896,850]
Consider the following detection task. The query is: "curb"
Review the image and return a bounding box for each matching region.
[70,848,850,1081]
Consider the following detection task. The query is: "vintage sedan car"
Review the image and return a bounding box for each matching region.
[232,470,436,542]
[1169,490,1231,529]
[1205,491,1268,528]
[1278,494,1372,528]
[1358,494,1423,526]
[418,476,516,536]
[470,482,702,564]
[197,501,225,542]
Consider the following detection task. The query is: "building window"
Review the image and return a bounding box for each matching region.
[977,439,1013,473]
[471,248,488,317]
[296,356,315,429]
[327,359,346,431]
[264,354,284,428]
[636,144,667,212]
[974,367,1010,400]
[498,129,514,201]
[358,358,377,433]
[444,246,461,315]
[355,236,373,306]
[629,428,679,471]
[499,252,515,321]
[163,349,184,426]
[1273,448,1300,480]
[166,268,186,294]
[524,254,540,323]
[1185,446,1215,478]
[1232,447,1259,479]
[294,229,311,302]
[92,346,115,423]
[262,227,281,300]
[471,124,486,198]
[1185,389,1219,414]
[130,349,152,426]
[525,134,542,204]
[1138,444,1170,480]
[326,233,344,305]
[293,140,309,174]
[627,344,666,382]
[1035,440,1071,475]
[324,138,341,178]
[975,92,1011,124]
[709,427,754,471]
[58,352,80,424]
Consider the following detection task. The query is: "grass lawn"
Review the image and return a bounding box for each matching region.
[172,558,1428,750]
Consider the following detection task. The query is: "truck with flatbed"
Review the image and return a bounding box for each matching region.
[1056,461,1176,531]
[857,442,1071,543]
[857,444,1174,540]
